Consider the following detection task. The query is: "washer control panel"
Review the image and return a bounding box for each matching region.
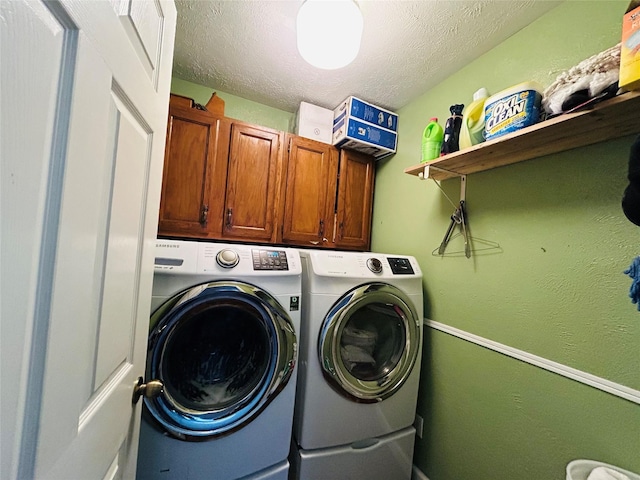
[252,249,289,270]
[387,257,415,275]
[153,240,301,275]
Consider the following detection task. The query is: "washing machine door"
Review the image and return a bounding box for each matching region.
[318,282,420,403]
[144,280,296,439]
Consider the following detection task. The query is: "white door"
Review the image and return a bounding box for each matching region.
[0,1,176,479]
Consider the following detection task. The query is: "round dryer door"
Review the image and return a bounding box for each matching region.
[144,280,296,439]
[318,282,420,403]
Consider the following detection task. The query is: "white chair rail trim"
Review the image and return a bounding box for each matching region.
[424,319,640,405]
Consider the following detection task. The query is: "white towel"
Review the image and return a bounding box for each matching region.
[587,466,631,480]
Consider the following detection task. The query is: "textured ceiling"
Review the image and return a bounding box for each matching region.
[173,0,562,113]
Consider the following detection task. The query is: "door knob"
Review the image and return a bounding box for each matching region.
[132,376,164,404]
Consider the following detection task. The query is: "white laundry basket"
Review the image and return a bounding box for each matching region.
[566,460,640,480]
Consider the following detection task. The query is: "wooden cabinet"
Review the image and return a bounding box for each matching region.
[158,95,230,239]
[158,95,285,243]
[281,135,338,247]
[334,149,375,250]
[158,94,375,251]
[281,136,375,251]
[222,123,284,243]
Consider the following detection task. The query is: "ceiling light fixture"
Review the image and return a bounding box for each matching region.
[296,0,364,70]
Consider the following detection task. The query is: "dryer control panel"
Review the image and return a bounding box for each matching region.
[304,250,420,279]
[387,257,415,275]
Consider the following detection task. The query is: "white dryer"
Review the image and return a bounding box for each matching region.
[290,249,423,480]
[136,240,301,480]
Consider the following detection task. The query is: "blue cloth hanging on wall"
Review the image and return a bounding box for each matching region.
[624,256,640,310]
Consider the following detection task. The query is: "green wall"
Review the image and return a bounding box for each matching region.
[372,1,640,478]
[170,77,294,132]
[420,330,639,480]
[169,4,640,475]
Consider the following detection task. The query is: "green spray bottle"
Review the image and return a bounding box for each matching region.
[421,118,444,162]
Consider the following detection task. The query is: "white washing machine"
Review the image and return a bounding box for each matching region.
[136,240,301,480]
[290,249,423,480]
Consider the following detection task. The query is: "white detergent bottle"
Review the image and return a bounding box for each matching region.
[459,87,489,150]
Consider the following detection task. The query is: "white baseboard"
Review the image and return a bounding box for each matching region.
[412,464,429,480]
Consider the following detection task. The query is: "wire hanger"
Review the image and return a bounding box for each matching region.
[420,166,502,258]
[436,197,470,257]
[431,232,502,257]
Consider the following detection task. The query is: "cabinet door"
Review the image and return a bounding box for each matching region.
[281,136,338,247]
[158,98,229,238]
[335,149,375,251]
[223,122,284,242]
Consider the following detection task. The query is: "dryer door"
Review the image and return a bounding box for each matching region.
[318,282,420,403]
[144,280,296,439]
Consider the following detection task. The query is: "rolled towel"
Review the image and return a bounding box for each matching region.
[542,44,621,115]
[587,466,631,480]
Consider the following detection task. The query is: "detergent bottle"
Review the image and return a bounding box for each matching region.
[440,104,464,155]
[459,87,489,150]
[421,118,444,162]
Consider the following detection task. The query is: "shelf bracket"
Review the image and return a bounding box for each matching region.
[419,165,466,203]
[418,164,462,181]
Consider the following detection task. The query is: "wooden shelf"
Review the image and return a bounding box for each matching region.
[404,90,640,181]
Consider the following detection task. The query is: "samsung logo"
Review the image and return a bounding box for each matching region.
[157,243,180,248]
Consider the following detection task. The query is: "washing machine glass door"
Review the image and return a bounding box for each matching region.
[319,282,420,403]
[144,280,296,439]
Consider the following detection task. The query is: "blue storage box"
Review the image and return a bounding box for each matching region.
[333,96,398,132]
[332,97,398,159]
[332,117,397,159]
